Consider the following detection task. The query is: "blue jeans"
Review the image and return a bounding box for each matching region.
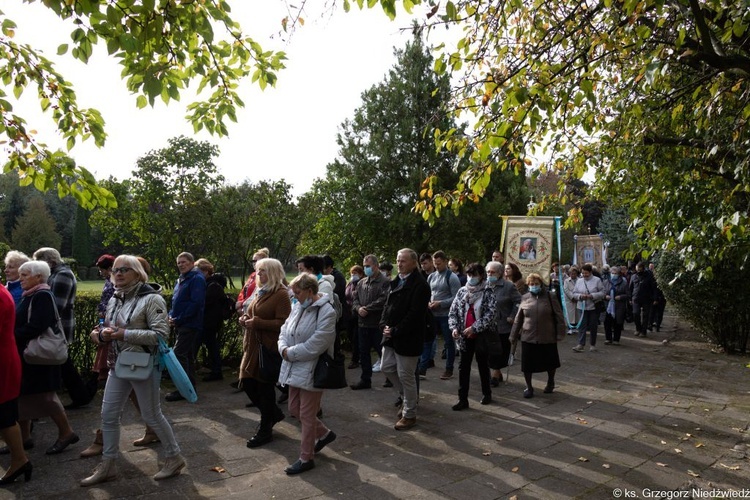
[357,326,382,382]
[102,367,180,460]
[577,310,599,347]
[435,316,454,371]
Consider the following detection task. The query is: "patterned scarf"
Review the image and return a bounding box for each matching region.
[21,283,51,297]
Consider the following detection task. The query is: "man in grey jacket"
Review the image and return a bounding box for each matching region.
[427,251,461,380]
[350,255,390,390]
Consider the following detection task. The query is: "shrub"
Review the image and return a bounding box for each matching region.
[657,253,750,354]
[71,290,244,374]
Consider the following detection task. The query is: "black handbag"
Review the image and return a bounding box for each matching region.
[258,344,282,383]
[313,351,348,389]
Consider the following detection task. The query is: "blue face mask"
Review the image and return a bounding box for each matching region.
[487,276,499,284]
[468,277,480,286]
[529,285,542,295]
[300,297,313,309]
[364,266,373,277]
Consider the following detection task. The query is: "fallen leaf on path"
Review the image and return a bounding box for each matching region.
[578,457,589,462]
[482,451,491,456]
[343,451,351,455]
[695,443,704,448]
[510,496,518,500]
[602,464,611,469]
[511,466,520,473]
[720,463,740,470]
[369,413,379,417]
[656,462,669,467]
[687,470,700,477]
[660,440,667,445]
[674,448,682,454]
[703,408,710,412]
[576,417,588,425]
[685,433,693,438]
[210,466,226,473]
[496,437,503,441]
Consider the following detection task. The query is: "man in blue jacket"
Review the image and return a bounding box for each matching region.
[167,252,206,402]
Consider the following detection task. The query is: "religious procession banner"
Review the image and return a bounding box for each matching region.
[572,234,607,268]
[500,216,556,284]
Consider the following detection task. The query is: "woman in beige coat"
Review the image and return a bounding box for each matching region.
[510,273,565,399]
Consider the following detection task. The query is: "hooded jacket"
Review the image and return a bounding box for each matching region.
[170,268,206,331]
[278,295,337,391]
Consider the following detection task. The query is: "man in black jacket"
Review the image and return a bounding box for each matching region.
[630,262,656,337]
[380,248,430,431]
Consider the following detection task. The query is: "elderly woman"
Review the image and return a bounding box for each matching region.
[571,263,606,352]
[510,273,566,398]
[0,286,31,485]
[11,261,78,456]
[4,251,30,305]
[603,266,630,345]
[239,258,291,448]
[81,255,185,486]
[563,265,581,335]
[448,263,498,410]
[486,261,522,387]
[278,274,337,475]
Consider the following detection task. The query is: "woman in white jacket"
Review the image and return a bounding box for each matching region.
[278,274,337,475]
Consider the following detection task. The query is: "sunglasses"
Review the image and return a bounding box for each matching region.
[112,267,133,274]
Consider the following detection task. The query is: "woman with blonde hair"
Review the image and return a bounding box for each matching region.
[81,255,185,486]
[238,258,291,448]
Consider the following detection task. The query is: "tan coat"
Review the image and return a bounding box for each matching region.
[239,287,291,381]
[510,290,566,344]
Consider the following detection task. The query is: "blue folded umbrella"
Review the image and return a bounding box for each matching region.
[157,337,198,403]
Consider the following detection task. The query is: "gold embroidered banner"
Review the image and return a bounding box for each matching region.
[500,216,555,284]
[573,234,606,268]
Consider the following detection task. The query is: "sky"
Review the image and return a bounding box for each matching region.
[2,1,427,197]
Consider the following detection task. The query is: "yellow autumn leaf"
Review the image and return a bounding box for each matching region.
[511,466,519,473]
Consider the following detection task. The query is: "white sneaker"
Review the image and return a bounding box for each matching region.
[571,345,584,352]
[372,360,382,373]
[589,346,598,352]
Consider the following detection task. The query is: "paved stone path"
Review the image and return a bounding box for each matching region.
[1,310,749,499]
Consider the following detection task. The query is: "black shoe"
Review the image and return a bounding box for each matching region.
[45,433,79,455]
[314,431,336,453]
[230,380,239,389]
[349,380,372,390]
[245,401,256,408]
[202,373,223,382]
[165,391,185,402]
[490,377,499,388]
[0,439,33,455]
[64,400,90,410]
[285,459,315,475]
[246,432,273,448]
[274,409,285,425]
[523,388,534,399]
[480,395,492,405]
[418,368,427,380]
[383,379,393,388]
[544,384,555,394]
[0,461,32,485]
[452,400,469,411]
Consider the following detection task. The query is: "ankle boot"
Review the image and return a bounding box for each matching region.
[133,429,160,446]
[80,430,103,458]
[80,458,117,487]
[153,454,186,480]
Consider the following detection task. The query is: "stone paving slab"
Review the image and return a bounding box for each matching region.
[1,310,749,499]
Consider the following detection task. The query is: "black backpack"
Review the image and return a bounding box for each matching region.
[221,293,236,320]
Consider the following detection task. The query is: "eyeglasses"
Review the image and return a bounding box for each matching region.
[112,267,133,274]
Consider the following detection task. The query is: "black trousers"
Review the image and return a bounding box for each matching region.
[242,377,281,433]
[458,337,491,401]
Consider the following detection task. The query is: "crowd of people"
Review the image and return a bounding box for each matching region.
[0,244,666,485]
